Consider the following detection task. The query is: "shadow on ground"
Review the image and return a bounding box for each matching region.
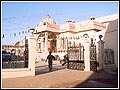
[73,68,118,88]
[35,63,66,75]
[35,61,118,88]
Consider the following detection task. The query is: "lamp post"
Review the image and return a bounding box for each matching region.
[29,28,35,36]
[99,35,103,40]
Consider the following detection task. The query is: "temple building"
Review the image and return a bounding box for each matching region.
[31,14,118,68]
[33,14,117,50]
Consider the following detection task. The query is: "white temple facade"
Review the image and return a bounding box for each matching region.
[32,14,118,68]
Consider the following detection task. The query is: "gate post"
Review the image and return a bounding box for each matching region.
[97,35,105,70]
[81,36,90,71]
[28,37,36,76]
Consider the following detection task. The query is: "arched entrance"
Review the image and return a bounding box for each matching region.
[48,39,57,52]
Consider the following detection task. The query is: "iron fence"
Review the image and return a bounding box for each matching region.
[90,41,97,71]
[104,49,114,65]
[2,61,25,69]
[2,37,29,69]
[67,44,85,70]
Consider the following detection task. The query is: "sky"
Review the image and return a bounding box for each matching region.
[1,1,118,45]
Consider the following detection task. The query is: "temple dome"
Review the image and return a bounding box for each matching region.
[42,14,56,25]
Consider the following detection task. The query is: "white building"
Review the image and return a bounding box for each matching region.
[17,14,118,69]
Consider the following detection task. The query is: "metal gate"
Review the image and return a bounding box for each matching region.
[90,39,97,71]
[24,37,29,68]
[67,43,85,70]
[2,37,29,69]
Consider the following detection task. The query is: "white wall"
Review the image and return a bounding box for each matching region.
[103,19,118,68]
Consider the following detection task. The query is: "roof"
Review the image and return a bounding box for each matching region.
[35,14,118,33]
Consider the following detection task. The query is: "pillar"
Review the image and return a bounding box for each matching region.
[28,37,36,76]
[45,32,48,52]
[65,38,68,51]
[97,40,105,70]
[57,37,61,51]
[41,37,44,52]
[81,38,90,71]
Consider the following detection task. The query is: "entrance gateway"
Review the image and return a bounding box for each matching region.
[67,40,97,71]
[67,43,85,70]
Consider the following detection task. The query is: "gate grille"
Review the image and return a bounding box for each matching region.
[24,37,29,68]
[2,37,29,69]
[90,39,97,71]
[67,43,85,70]
[104,49,114,65]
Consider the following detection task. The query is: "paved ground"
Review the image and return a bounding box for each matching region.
[2,60,118,89]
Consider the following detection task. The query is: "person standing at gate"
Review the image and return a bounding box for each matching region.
[62,54,69,66]
[46,51,55,72]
